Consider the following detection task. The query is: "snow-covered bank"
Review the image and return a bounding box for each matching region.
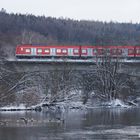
[0,98,137,112]
[100,99,139,108]
[103,99,129,108]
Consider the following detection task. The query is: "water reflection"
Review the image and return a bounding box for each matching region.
[0,108,140,140]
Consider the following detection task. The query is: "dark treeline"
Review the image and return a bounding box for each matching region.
[0,9,140,57]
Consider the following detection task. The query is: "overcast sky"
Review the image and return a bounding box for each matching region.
[0,0,140,23]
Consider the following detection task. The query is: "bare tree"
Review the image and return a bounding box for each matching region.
[20,30,48,45]
[21,30,36,44]
[0,58,42,106]
[93,49,134,102]
[39,61,80,105]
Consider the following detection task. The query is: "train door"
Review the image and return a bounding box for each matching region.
[31,48,36,56]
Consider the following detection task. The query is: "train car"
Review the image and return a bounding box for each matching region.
[89,46,140,59]
[16,44,140,60]
[84,46,126,57]
[16,45,81,58]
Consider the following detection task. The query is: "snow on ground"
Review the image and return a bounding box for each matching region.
[0,99,132,112]
[107,99,129,108]
[0,104,26,110]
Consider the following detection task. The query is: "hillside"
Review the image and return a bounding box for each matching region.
[0,9,140,57]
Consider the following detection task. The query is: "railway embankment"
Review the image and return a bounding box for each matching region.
[0,60,139,109]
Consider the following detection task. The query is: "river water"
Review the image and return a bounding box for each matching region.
[0,107,140,140]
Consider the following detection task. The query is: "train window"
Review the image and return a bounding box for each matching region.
[37,49,42,53]
[44,49,50,53]
[117,49,122,54]
[111,49,117,55]
[62,49,67,53]
[56,49,61,53]
[128,49,134,54]
[73,49,79,54]
[112,49,122,55]
[97,49,104,55]
[136,49,140,54]
[25,49,30,53]
[82,49,87,54]
[21,48,23,51]
[93,49,96,53]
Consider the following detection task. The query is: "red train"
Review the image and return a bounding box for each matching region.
[16,45,140,59]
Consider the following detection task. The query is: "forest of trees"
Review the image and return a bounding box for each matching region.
[0,9,140,57]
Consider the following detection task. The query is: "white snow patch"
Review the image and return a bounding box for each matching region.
[0,104,26,110]
[108,99,129,108]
